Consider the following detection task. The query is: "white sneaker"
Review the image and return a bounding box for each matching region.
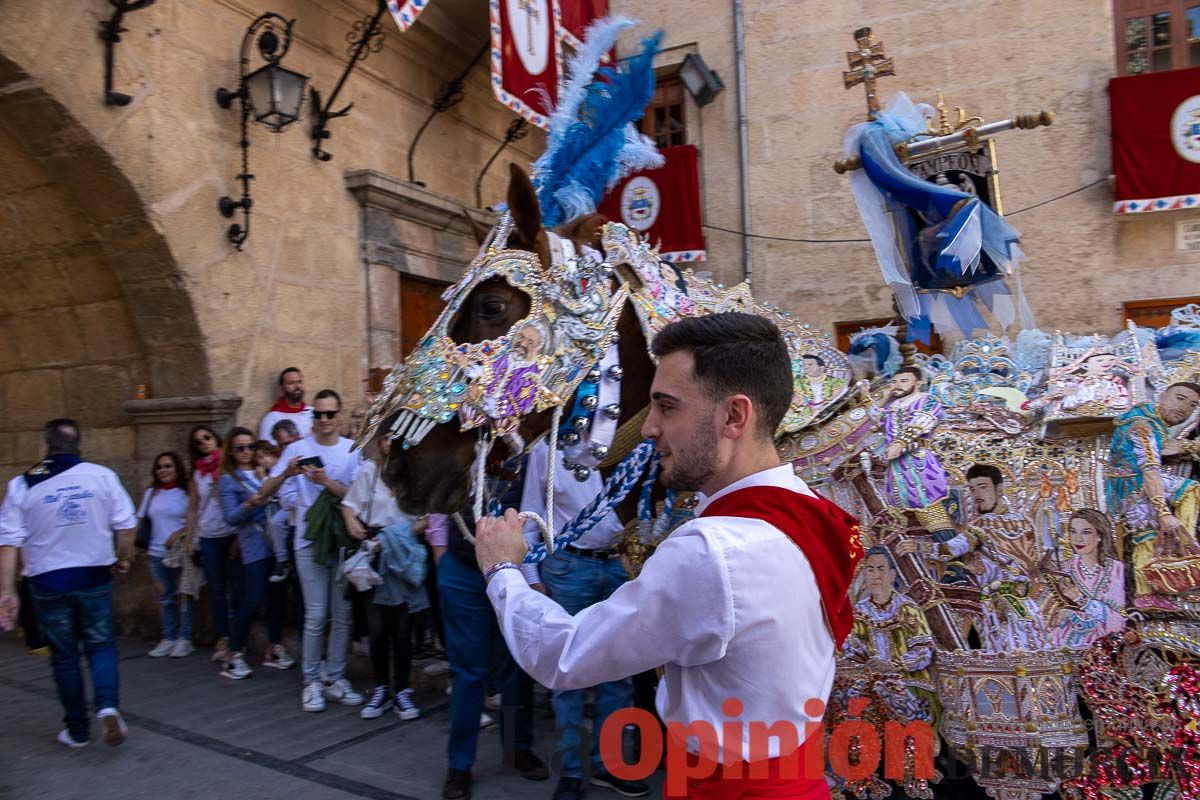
[324,678,364,706]
[422,659,450,676]
[220,652,253,680]
[479,712,495,728]
[170,640,194,658]
[97,708,127,746]
[302,682,326,712]
[360,686,392,719]
[485,692,501,710]
[148,639,176,658]
[212,637,230,662]
[395,688,420,721]
[57,729,89,749]
[262,644,295,670]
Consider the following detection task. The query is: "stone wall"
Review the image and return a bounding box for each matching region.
[612,0,1200,340]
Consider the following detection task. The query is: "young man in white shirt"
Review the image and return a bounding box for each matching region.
[267,389,365,712]
[475,313,863,799]
[259,367,314,443]
[0,419,138,749]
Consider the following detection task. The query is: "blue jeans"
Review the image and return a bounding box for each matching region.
[438,550,534,771]
[199,535,240,639]
[230,557,285,653]
[539,549,633,777]
[295,547,352,684]
[149,556,193,641]
[31,581,120,741]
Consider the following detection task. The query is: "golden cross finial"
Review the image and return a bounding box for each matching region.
[843,27,895,118]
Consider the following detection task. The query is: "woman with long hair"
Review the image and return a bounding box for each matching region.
[140,452,195,658]
[1053,509,1126,649]
[187,424,240,663]
[216,427,294,678]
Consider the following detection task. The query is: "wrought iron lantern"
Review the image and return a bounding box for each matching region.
[215,13,309,249]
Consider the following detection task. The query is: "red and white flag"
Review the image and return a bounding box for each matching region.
[554,0,607,50]
[1111,66,1200,214]
[386,0,432,32]
[490,0,560,129]
[599,145,707,262]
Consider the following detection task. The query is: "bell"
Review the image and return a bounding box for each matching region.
[591,443,610,460]
[603,403,621,420]
[573,416,591,432]
[561,431,581,446]
[607,365,623,381]
[582,395,599,410]
[587,367,602,383]
[573,466,591,482]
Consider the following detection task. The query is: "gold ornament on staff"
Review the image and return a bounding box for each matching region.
[843,27,895,118]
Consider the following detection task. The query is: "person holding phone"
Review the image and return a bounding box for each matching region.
[268,389,365,712]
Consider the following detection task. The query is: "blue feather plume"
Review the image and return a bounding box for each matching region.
[532,18,664,228]
[1157,330,1200,363]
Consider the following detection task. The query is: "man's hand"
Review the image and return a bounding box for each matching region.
[474,509,530,574]
[113,558,132,576]
[884,442,905,461]
[530,582,548,596]
[1163,441,1185,458]
[285,457,302,477]
[1161,514,1188,540]
[346,516,367,541]
[0,592,18,632]
[302,466,327,487]
[895,540,918,557]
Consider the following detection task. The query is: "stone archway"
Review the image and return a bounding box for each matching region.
[0,55,220,490]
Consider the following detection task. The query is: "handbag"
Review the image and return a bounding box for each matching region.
[343,544,382,593]
[135,488,158,551]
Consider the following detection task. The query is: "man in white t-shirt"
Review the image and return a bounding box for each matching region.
[259,367,314,443]
[267,389,364,713]
[0,419,138,749]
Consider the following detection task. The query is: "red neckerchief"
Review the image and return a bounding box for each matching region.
[699,484,863,647]
[194,451,220,478]
[157,481,180,491]
[270,397,307,414]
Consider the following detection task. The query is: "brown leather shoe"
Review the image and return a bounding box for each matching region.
[511,749,549,780]
[442,768,472,800]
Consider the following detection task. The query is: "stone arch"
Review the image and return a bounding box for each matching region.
[0,55,213,487]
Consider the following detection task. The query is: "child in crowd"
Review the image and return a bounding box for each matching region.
[253,441,292,583]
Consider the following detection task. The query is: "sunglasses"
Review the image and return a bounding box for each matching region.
[233,444,257,452]
[313,410,339,420]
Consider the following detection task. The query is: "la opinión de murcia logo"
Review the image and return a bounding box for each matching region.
[621,176,661,232]
[1171,95,1200,164]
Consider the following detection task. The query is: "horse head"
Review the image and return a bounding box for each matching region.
[373,164,651,516]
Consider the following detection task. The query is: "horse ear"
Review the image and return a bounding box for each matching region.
[507,163,543,247]
[558,213,607,251]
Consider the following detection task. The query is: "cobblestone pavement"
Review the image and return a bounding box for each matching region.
[0,635,665,800]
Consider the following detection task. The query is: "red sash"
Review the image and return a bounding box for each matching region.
[700,485,863,647]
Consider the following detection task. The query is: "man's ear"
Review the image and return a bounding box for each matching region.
[722,395,755,440]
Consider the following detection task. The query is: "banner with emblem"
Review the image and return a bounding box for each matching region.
[554,0,607,50]
[598,145,706,262]
[490,0,560,129]
[1111,65,1200,214]
[386,0,431,32]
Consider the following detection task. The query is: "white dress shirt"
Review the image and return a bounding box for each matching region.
[0,463,138,577]
[488,464,834,762]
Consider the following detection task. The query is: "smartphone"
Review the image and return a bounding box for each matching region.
[297,455,324,470]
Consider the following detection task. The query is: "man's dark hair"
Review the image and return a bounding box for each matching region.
[651,312,791,439]
[271,419,300,439]
[314,388,342,409]
[803,354,825,368]
[895,366,923,381]
[1167,381,1200,398]
[43,419,81,455]
[278,367,302,387]
[966,463,1004,486]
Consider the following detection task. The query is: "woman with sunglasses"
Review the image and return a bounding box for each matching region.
[187,425,240,663]
[140,452,194,658]
[216,428,294,678]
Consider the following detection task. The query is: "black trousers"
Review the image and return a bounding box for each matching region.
[367,601,412,691]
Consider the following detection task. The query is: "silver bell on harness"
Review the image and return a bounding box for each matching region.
[607,365,623,380]
[573,416,591,432]
[582,395,600,410]
[587,367,602,383]
[603,403,621,420]
[561,431,582,446]
[591,443,610,459]
[573,466,591,482]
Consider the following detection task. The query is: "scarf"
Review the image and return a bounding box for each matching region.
[700,485,864,647]
[24,454,83,488]
[194,451,221,478]
[270,397,307,414]
[157,481,180,491]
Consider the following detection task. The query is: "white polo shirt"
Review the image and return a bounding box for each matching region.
[0,463,138,577]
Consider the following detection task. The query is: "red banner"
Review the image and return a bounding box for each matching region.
[1110,66,1200,214]
[490,0,559,129]
[599,145,706,262]
[554,0,607,49]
